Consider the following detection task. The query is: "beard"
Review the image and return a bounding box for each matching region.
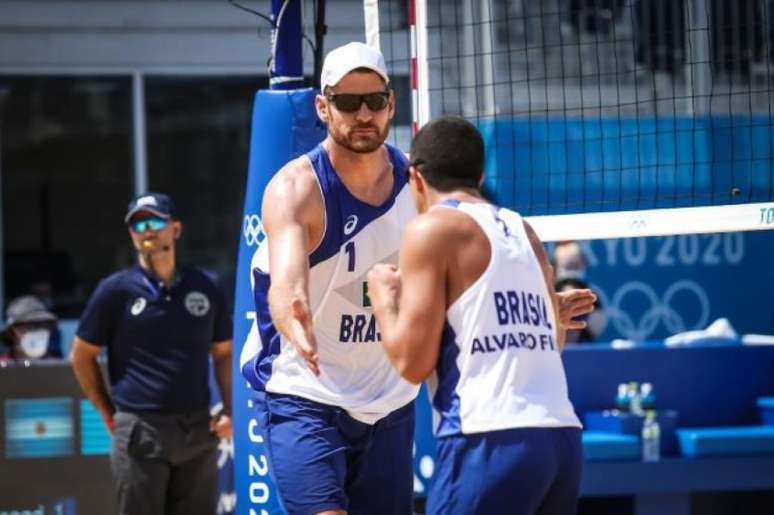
[330,119,392,154]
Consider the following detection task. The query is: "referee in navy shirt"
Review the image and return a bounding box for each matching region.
[70,192,233,515]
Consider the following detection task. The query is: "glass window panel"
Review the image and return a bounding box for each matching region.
[1,76,132,317]
[145,76,265,300]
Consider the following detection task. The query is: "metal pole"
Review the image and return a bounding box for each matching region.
[479,0,495,118]
[132,71,148,196]
[461,0,476,118]
[687,0,712,115]
[313,0,327,90]
[0,86,8,317]
[270,0,304,90]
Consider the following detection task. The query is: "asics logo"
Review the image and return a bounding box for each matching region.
[344,215,359,235]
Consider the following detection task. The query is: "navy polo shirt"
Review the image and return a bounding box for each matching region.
[77,265,232,413]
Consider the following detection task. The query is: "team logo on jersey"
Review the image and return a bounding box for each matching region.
[344,215,359,236]
[185,291,210,317]
[130,297,147,316]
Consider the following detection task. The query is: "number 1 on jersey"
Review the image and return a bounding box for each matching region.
[345,241,356,272]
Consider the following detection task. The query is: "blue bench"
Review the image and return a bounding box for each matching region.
[759,397,774,426]
[563,340,774,515]
[678,426,774,457]
[583,432,640,461]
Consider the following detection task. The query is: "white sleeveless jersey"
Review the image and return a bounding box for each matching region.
[241,143,420,424]
[430,200,581,436]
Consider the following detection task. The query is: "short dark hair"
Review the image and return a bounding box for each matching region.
[409,115,484,192]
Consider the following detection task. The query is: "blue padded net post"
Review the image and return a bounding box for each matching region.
[232,89,326,514]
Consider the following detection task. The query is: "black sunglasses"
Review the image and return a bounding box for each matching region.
[326,92,390,113]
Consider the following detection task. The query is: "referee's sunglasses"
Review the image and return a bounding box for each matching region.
[129,217,169,233]
[325,91,390,113]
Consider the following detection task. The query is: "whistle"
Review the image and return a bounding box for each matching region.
[142,240,153,248]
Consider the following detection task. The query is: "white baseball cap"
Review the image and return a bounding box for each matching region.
[320,42,390,91]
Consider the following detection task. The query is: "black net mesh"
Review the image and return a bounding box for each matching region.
[377,0,774,216]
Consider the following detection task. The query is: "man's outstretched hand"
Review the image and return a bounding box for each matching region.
[289,299,320,376]
[556,289,597,330]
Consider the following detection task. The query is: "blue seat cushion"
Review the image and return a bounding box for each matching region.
[678,426,774,457]
[758,397,774,426]
[582,431,640,461]
[585,410,680,455]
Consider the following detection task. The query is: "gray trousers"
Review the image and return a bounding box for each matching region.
[110,410,219,515]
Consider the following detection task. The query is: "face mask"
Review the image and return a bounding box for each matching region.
[18,329,50,359]
[587,309,607,337]
[556,267,586,281]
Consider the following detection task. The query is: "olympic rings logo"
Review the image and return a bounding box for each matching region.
[593,280,711,341]
[243,214,265,246]
[629,214,649,231]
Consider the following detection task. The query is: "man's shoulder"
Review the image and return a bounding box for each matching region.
[265,155,319,202]
[263,155,324,228]
[276,154,316,184]
[181,266,225,293]
[97,267,140,291]
[403,209,469,252]
[415,206,478,235]
[81,268,137,312]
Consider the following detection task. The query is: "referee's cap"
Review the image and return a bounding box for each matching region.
[124,192,177,223]
[320,42,390,91]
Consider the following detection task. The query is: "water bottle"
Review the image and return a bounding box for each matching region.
[642,410,661,461]
[628,382,643,416]
[640,382,656,411]
[615,383,630,412]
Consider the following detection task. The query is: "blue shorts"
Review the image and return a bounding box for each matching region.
[427,426,582,515]
[259,392,415,515]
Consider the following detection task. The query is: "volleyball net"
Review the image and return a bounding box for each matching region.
[370,0,774,240]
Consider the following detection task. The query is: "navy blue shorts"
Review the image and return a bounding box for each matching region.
[259,392,415,515]
[427,426,582,515]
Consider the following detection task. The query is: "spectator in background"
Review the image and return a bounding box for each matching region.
[553,241,606,343]
[555,277,600,343]
[70,192,232,515]
[553,240,587,280]
[0,295,61,361]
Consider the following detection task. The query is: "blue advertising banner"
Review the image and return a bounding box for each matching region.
[480,117,774,341]
[233,89,325,515]
[573,231,774,342]
[481,117,773,215]
[208,368,236,514]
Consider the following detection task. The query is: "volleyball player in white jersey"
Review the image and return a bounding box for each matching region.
[243,42,418,515]
[244,42,594,515]
[368,116,585,515]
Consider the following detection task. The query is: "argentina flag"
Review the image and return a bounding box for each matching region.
[4,397,74,458]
